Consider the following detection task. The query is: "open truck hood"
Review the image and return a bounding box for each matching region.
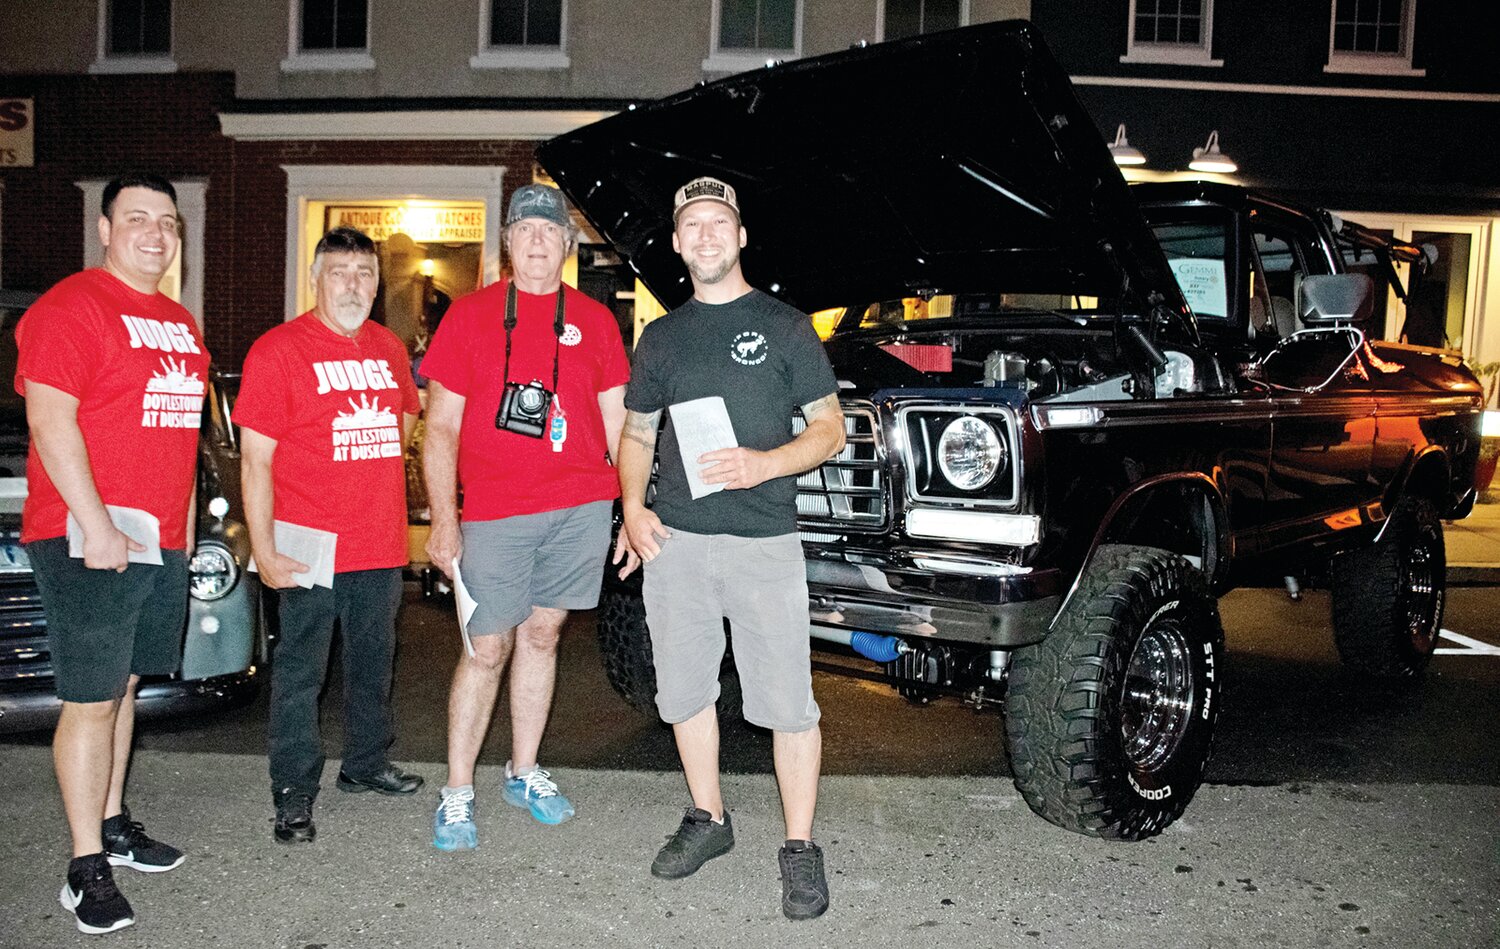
[538,20,1186,316]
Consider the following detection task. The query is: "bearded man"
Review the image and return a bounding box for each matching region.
[235,226,426,844]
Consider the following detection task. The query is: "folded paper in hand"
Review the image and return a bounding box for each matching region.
[66,506,162,566]
[247,521,336,589]
[668,396,738,500]
[451,557,479,658]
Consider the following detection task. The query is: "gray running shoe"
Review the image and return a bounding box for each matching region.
[650,807,734,879]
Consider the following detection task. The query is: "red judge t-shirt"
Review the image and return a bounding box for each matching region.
[15,269,210,549]
[233,313,420,573]
[420,280,630,522]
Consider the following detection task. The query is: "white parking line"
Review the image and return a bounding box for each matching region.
[1435,629,1500,656]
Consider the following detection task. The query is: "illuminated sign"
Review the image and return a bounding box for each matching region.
[0,98,34,168]
[326,204,485,243]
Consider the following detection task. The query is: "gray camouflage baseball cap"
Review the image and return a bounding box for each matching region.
[506,183,570,227]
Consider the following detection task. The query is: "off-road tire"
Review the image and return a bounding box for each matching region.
[1004,544,1224,840]
[595,587,742,720]
[596,587,660,715]
[1330,496,1445,681]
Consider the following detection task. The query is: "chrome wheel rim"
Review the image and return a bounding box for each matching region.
[1402,521,1443,654]
[1120,621,1195,772]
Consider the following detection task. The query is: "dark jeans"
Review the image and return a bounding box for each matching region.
[267,568,403,795]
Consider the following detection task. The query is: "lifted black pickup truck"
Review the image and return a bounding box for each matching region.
[539,21,1483,841]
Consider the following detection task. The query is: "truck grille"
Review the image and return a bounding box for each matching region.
[0,572,50,683]
[794,401,885,534]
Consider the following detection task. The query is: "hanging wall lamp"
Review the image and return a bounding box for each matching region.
[1108,124,1147,166]
[1189,131,1238,173]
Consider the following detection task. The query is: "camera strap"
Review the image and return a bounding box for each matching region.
[500,280,566,395]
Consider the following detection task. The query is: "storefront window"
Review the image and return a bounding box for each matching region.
[321,202,486,355]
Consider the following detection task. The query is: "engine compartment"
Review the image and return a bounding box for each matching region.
[825,319,1230,401]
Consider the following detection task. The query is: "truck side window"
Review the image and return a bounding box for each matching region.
[1247,228,1307,339]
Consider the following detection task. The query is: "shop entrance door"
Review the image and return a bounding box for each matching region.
[1335,212,1490,354]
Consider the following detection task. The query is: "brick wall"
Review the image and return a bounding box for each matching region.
[0,73,236,345]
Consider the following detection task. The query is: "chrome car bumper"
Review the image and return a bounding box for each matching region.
[804,547,1062,648]
[0,668,260,734]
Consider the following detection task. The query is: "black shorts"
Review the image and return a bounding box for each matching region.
[27,538,189,703]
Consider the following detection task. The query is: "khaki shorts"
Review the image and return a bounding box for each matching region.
[642,529,819,732]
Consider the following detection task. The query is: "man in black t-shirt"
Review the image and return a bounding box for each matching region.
[614,177,846,921]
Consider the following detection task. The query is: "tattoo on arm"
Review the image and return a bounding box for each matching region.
[622,409,663,449]
[801,393,842,423]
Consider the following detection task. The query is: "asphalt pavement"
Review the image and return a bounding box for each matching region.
[0,503,1497,947]
[1,744,1495,949]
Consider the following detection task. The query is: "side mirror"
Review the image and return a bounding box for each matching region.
[1299,273,1374,328]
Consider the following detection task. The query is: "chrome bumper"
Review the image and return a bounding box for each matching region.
[804,548,1062,648]
[0,669,260,735]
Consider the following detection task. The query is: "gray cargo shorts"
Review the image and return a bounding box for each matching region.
[460,500,612,636]
[641,529,820,733]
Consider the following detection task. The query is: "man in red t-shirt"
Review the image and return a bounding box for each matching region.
[234,228,425,846]
[17,173,208,935]
[423,184,629,849]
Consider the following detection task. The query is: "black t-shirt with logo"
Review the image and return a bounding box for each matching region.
[625,289,838,537]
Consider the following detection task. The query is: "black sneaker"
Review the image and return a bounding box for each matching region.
[336,764,424,796]
[273,787,316,844]
[103,808,184,873]
[59,853,135,935]
[650,807,734,879]
[778,840,830,920]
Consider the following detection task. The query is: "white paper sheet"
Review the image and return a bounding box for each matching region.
[66,505,163,566]
[266,521,337,589]
[668,396,739,500]
[451,557,479,658]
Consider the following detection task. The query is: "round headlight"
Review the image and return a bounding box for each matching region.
[189,544,237,601]
[937,416,1005,490]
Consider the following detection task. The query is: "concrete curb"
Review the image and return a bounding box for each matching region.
[1447,565,1500,586]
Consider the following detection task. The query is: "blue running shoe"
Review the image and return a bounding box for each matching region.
[503,763,575,825]
[432,787,477,851]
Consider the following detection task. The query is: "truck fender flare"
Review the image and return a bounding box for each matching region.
[1049,472,1231,630]
[1377,445,1452,541]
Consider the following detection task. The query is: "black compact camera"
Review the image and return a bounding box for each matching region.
[496,379,553,438]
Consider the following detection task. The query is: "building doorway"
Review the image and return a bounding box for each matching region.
[1336,212,1492,355]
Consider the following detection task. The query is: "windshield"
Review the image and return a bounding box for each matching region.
[1142,206,1234,321]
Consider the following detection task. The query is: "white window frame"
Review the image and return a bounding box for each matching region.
[281,0,375,73]
[1325,0,1424,77]
[471,0,570,70]
[76,178,207,331]
[1121,0,1222,68]
[875,0,968,42]
[703,0,802,73]
[89,0,177,75]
